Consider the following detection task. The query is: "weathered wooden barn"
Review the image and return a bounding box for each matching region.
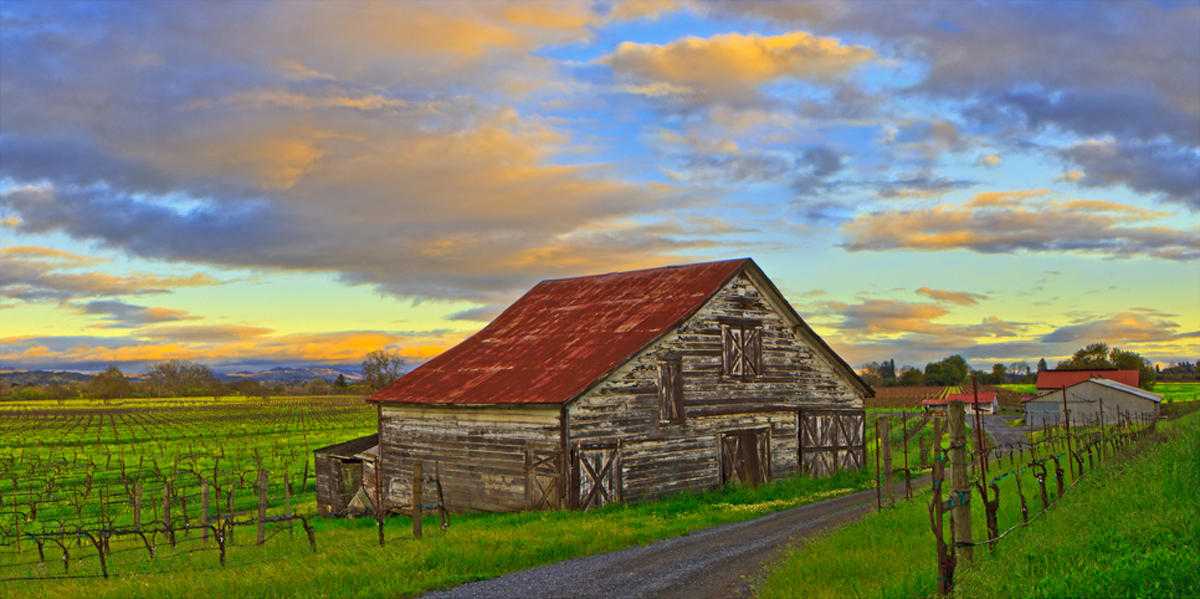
[332,259,870,514]
[1023,378,1161,427]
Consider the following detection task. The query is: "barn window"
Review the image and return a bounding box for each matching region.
[720,318,763,379]
[657,354,684,424]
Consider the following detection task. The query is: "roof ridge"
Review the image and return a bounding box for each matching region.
[537,257,751,284]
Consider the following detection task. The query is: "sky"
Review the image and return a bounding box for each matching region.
[1,0,1198,375]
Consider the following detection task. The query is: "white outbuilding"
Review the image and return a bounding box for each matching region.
[1023,378,1161,427]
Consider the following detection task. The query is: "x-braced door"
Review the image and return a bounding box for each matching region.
[524,446,563,510]
[570,442,621,510]
[720,428,770,486]
[798,408,865,477]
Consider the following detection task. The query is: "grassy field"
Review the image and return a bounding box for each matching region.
[757,409,1199,598]
[0,395,882,598]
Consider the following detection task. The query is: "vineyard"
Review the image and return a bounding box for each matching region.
[0,396,375,580]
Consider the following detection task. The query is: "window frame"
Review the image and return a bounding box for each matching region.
[719,317,764,380]
[656,353,685,425]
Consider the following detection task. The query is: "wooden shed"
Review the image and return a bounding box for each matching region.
[362,258,872,513]
[1023,378,1161,427]
[313,433,377,517]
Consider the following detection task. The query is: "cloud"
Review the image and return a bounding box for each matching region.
[76,300,197,328]
[843,191,1200,260]
[1041,311,1184,344]
[0,244,220,302]
[915,287,987,306]
[1058,140,1200,210]
[0,328,465,372]
[602,31,874,104]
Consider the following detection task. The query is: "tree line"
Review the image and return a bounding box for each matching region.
[861,342,1167,390]
[0,348,408,401]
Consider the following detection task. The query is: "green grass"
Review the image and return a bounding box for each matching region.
[757,410,1199,599]
[1,466,874,598]
[1156,381,1200,403]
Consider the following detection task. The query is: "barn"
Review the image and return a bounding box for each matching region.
[1035,368,1139,392]
[328,258,871,515]
[922,391,998,415]
[1023,378,1161,427]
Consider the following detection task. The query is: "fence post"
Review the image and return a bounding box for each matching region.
[257,468,267,545]
[413,460,423,539]
[201,479,210,545]
[902,412,911,500]
[874,420,881,512]
[163,482,175,548]
[284,470,293,539]
[881,417,894,507]
[133,482,142,529]
[948,400,973,563]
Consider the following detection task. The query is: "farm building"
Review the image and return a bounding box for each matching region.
[1023,378,1160,427]
[921,391,998,415]
[313,434,378,516]
[1035,368,1138,391]
[329,258,870,514]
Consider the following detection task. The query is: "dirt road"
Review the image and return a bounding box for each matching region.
[421,478,924,599]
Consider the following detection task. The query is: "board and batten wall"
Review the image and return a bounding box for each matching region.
[566,272,863,503]
[1024,381,1160,427]
[376,272,865,512]
[377,405,560,512]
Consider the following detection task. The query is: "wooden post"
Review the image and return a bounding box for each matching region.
[163,482,175,548]
[902,412,911,500]
[284,470,293,539]
[1061,385,1074,478]
[873,420,881,512]
[256,468,267,545]
[948,400,973,563]
[133,482,142,529]
[201,479,210,545]
[412,460,423,539]
[881,417,894,507]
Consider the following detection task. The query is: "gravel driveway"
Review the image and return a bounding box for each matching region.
[421,477,925,599]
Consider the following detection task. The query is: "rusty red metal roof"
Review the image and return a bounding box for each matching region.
[369,259,751,405]
[1035,369,1139,390]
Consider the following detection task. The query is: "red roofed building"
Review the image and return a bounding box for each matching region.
[1036,369,1139,391]
[320,259,871,515]
[922,392,998,415]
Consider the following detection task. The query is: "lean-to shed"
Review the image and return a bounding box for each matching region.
[1023,378,1161,427]
[359,258,871,513]
[313,434,377,516]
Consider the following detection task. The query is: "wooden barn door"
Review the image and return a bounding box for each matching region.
[524,446,563,510]
[798,409,866,477]
[720,428,771,486]
[570,442,621,510]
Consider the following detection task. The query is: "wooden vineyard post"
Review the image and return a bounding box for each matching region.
[257,468,267,545]
[902,412,911,500]
[284,470,293,539]
[163,482,175,548]
[948,400,973,563]
[927,419,953,595]
[881,417,894,507]
[412,460,423,539]
[1061,385,1074,478]
[874,420,881,512]
[201,479,210,545]
[133,482,142,529]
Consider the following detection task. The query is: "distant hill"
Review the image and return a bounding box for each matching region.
[220,366,364,385]
[0,369,94,386]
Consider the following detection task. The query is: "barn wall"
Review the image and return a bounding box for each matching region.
[377,405,560,512]
[1024,383,1159,426]
[567,272,864,503]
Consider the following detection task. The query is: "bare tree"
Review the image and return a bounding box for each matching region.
[362,349,406,392]
[144,360,221,397]
[89,365,132,399]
